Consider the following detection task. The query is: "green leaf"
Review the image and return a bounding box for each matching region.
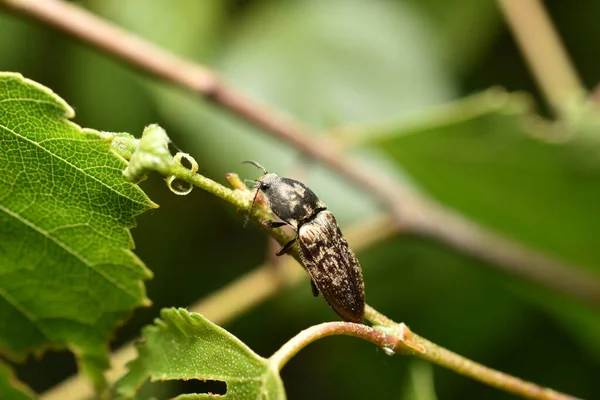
[0,72,155,389]
[217,0,454,129]
[0,362,35,400]
[115,308,285,400]
[361,88,600,356]
[363,88,600,268]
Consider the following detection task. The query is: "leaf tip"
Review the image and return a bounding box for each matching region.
[1,71,75,119]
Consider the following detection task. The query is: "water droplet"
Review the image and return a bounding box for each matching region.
[382,346,395,356]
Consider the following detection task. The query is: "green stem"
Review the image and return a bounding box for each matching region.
[497,0,586,115]
[122,125,581,400]
[170,162,249,209]
[269,322,398,372]
[270,317,578,400]
[409,332,579,400]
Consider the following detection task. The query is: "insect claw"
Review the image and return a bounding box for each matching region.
[263,220,287,229]
[310,280,319,297]
[276,238,296,256]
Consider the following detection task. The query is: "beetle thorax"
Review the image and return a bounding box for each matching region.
[257,173,326,229]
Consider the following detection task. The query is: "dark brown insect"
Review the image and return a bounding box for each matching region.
[244,161,365,323]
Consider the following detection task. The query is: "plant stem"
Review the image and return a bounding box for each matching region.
[166,156,600,313]
[496,0,585,115]
[364,304,396,326]
[0,1,590,399]
[270,320,580,400]
[39,136,587,400]
[40,215,399,400]
[269,322,399,372]
[42,131,583,400]
[408,332,580,400]
[3,0,599,308]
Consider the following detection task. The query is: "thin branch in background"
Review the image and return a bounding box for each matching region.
[408,199,600,306]
[592,84,600,106]
[496,0,585,115]
[2,0,599,308]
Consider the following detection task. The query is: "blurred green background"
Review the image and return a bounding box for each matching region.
[2,0,600,399]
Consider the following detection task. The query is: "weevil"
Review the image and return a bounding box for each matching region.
[244,161,365,323]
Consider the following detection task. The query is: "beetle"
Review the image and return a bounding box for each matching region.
[244,161,365,323]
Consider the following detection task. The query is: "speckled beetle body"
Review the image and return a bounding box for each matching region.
[244,161,365,323]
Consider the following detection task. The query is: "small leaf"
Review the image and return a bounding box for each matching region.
[115,308,285,400]
[0,72,155,389]
[0,362,35,400]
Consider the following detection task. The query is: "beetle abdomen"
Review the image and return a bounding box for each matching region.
[297,211,365,323]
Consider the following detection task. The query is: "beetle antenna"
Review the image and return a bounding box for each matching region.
[242,160,268,175]
[242,161,268,227]
[244,186,261,227]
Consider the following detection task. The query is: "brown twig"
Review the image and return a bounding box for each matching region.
[406,198,600,306]
[3,0,599,308]
[496,0,585,114]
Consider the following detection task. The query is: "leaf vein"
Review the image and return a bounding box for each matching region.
[0,204,138,300]
[0,288,50,342]
[0,125,148,208]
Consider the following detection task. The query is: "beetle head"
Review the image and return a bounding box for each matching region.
[242,160,277,226]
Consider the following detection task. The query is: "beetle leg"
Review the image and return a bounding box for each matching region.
[263,220,287,229]
[276,237,297,256]
[310,280,319,297]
